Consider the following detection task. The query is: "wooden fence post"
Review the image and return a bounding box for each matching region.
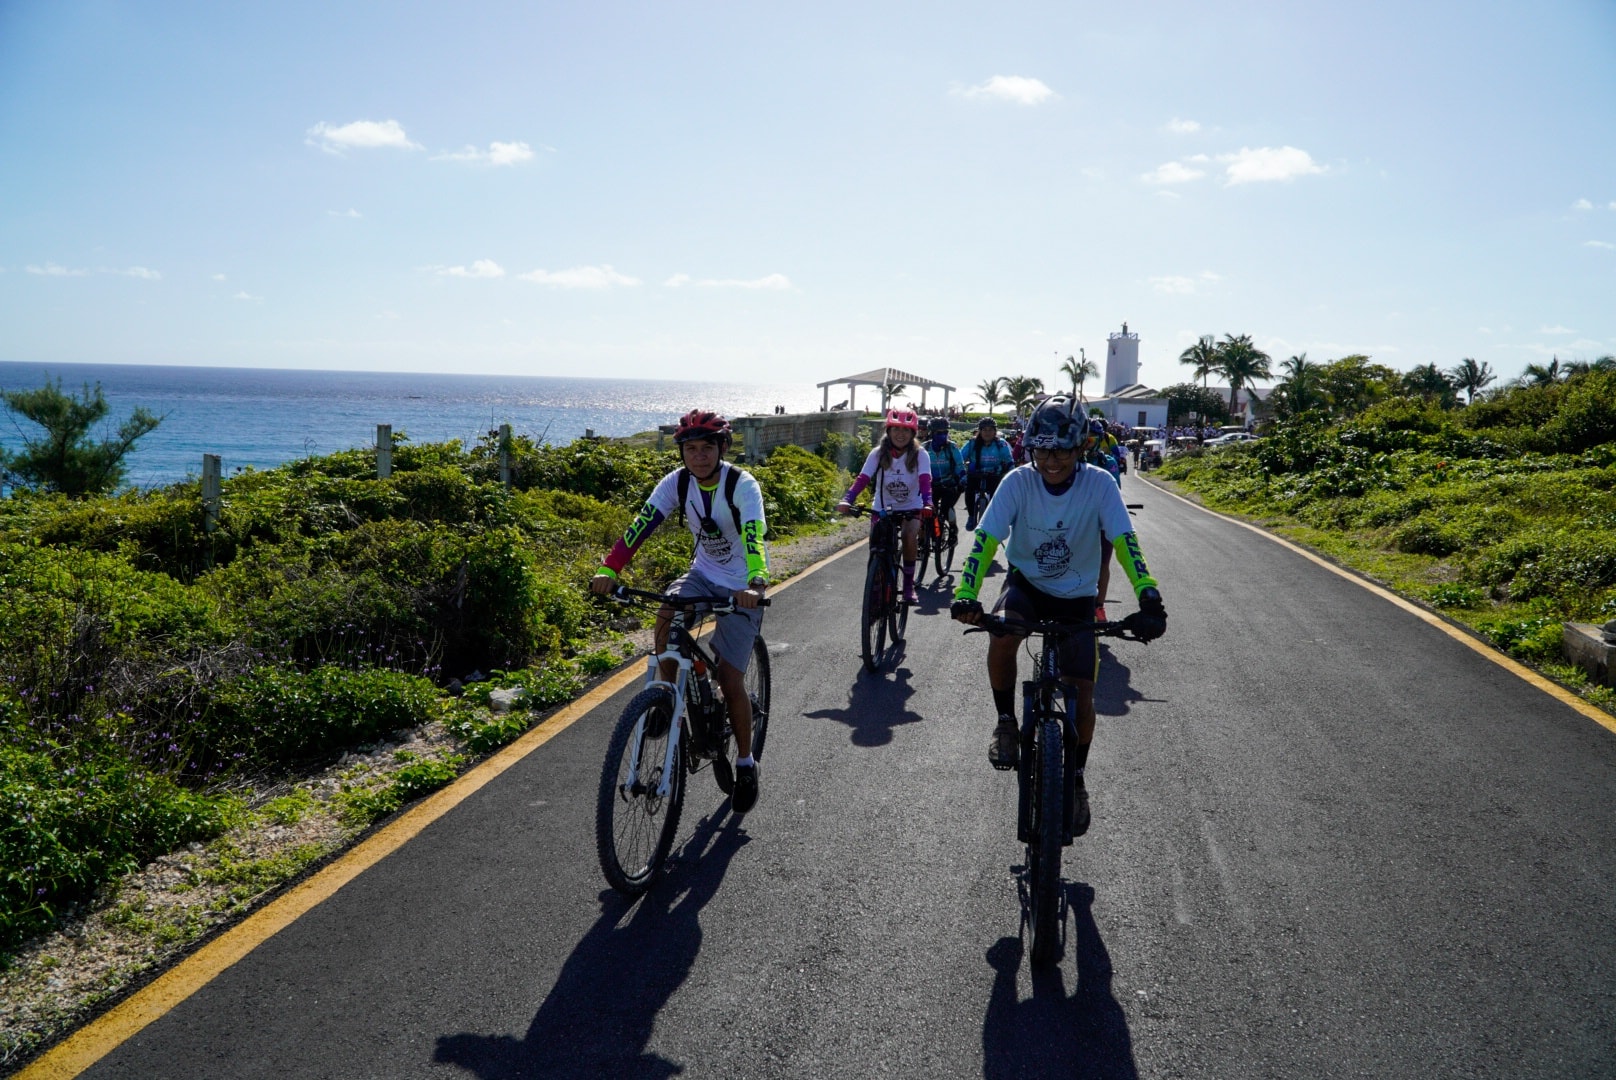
[376,424,392,479]
[201,454,222,534]
[498,424,512,489]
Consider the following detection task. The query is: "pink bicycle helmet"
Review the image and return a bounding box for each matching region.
[884,407,920,432]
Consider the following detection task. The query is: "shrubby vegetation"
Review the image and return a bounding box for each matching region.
[1160,365,1616,687]
[0,432,846,959]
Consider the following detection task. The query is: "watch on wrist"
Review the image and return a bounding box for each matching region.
[748,577,768,590]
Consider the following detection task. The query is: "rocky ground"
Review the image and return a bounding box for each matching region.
[0,517,866,1072]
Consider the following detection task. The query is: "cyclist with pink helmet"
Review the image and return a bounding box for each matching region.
[590,409,769,812]
[836,407,933,603]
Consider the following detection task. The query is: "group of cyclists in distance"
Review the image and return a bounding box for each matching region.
[590,400,1167,829]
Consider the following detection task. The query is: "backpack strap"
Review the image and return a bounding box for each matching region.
[678,464,744,533]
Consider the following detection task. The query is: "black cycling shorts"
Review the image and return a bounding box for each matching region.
[991,568,1099,682]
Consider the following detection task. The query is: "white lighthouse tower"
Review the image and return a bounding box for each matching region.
[1104,321,1140,395]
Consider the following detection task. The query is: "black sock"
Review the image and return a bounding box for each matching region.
[992,688,1016,719]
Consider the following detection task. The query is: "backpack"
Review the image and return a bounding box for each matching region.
[676,465,743,534]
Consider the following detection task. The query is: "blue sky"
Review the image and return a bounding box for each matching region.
[2,0,1613,397]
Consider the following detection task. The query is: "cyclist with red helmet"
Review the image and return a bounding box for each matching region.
[835,407,933,603]
[590,409,770,812]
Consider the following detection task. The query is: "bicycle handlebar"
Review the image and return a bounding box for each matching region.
[962,612,1144,642]
[607,585,771,610]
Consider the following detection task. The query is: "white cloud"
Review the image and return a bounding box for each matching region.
[1569,338,1606,351]
[1141,161,1205,185]
[1540,324,1576,334]
[1586,240,1616,250]
[112,266,161,280]
[1200,271,1221,282]
[26,262,88,276]
[211,273,227,281]
[1609,202,1616,211]
[327,208,362,218]
[435,259,506,279]
[953,75,1056,106]
[1219,146,1325,185]
[519,265,639,288]
[1573,198,1594,210]
[432,140,536,166]
[1167,117,1201,134]
[663,272,793,290]
[234,290,262,301]
[1151,275,1198,294]
[305,119,421,154]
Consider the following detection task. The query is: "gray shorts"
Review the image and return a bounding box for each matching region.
[665,568,762,674]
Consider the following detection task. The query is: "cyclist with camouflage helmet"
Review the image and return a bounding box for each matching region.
[590,409,769,812]
[951,395,1167,836]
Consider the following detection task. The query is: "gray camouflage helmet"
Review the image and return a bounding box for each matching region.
[1025,395,1084,451]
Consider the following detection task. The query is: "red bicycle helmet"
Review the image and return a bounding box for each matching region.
[674,409,732,449]
[884,407,919,432]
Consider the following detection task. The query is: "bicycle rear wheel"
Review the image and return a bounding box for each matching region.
[596,686,685,895]
[1027,716,1064,967]
[934,511,958,575]
[744,635,771,759]
[861,555,888,673]
[914,518,931,587]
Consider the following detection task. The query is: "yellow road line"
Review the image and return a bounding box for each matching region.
[1139,476,1616,737]
[19,530,867,1079]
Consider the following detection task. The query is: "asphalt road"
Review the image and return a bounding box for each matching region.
[76,477,1616,1079]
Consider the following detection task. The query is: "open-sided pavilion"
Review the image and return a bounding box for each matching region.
[816,367,957,412]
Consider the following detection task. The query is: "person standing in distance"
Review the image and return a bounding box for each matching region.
[590,410,770,813]
[951,395,1167,836]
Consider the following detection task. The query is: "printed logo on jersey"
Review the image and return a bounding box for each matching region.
[884,479,912,504]
[697,521,735,562]
[1033,535,1072,577]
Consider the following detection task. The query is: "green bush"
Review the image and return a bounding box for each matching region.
[197,665,442,771]
[1477,616,1563,662]
[752,444,841,530]
[0,737,240,957]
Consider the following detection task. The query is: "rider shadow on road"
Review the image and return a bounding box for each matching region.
[804,664,925,747]
[433,810,748,1080]
[981,882,1138,1080]
[1092,645,1159,719]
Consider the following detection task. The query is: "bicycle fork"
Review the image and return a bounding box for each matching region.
[624,653,688,800]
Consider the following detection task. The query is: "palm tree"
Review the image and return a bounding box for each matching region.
[1214,333,1272,420]
[1060,351,1100,403]
[1177,335,1218,389]
[1449,357,1495,404]
[1002,375,1045,416]
[1521,357,1564,386]
[1274,352,1325,416]
[975,377,1006,417]
[1402,362,1458,407]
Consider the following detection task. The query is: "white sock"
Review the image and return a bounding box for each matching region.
[736,755,755,768]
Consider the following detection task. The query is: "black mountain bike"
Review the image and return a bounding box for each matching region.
[930,498,959,576]
[595,586,771,895]
[965,612,1147,967]
[850,506,913,673]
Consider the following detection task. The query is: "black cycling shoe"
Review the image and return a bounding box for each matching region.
[732,762,760,813]
[712,756,734,795]
[1072,786,1091,836]
[988,716,1019,771]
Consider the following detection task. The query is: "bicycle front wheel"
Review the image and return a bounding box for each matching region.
[935,512,958,575]
[861,555,888,673]
[888,554,908,644]
[596,685,685,895]
[744,635,771,759]
[1028,716,1064,967]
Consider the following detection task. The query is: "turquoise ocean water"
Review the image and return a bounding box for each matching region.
[0,362,826,489]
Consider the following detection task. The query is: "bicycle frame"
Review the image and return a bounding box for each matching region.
[610,587,758,800]
[1018,640,1080,845]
